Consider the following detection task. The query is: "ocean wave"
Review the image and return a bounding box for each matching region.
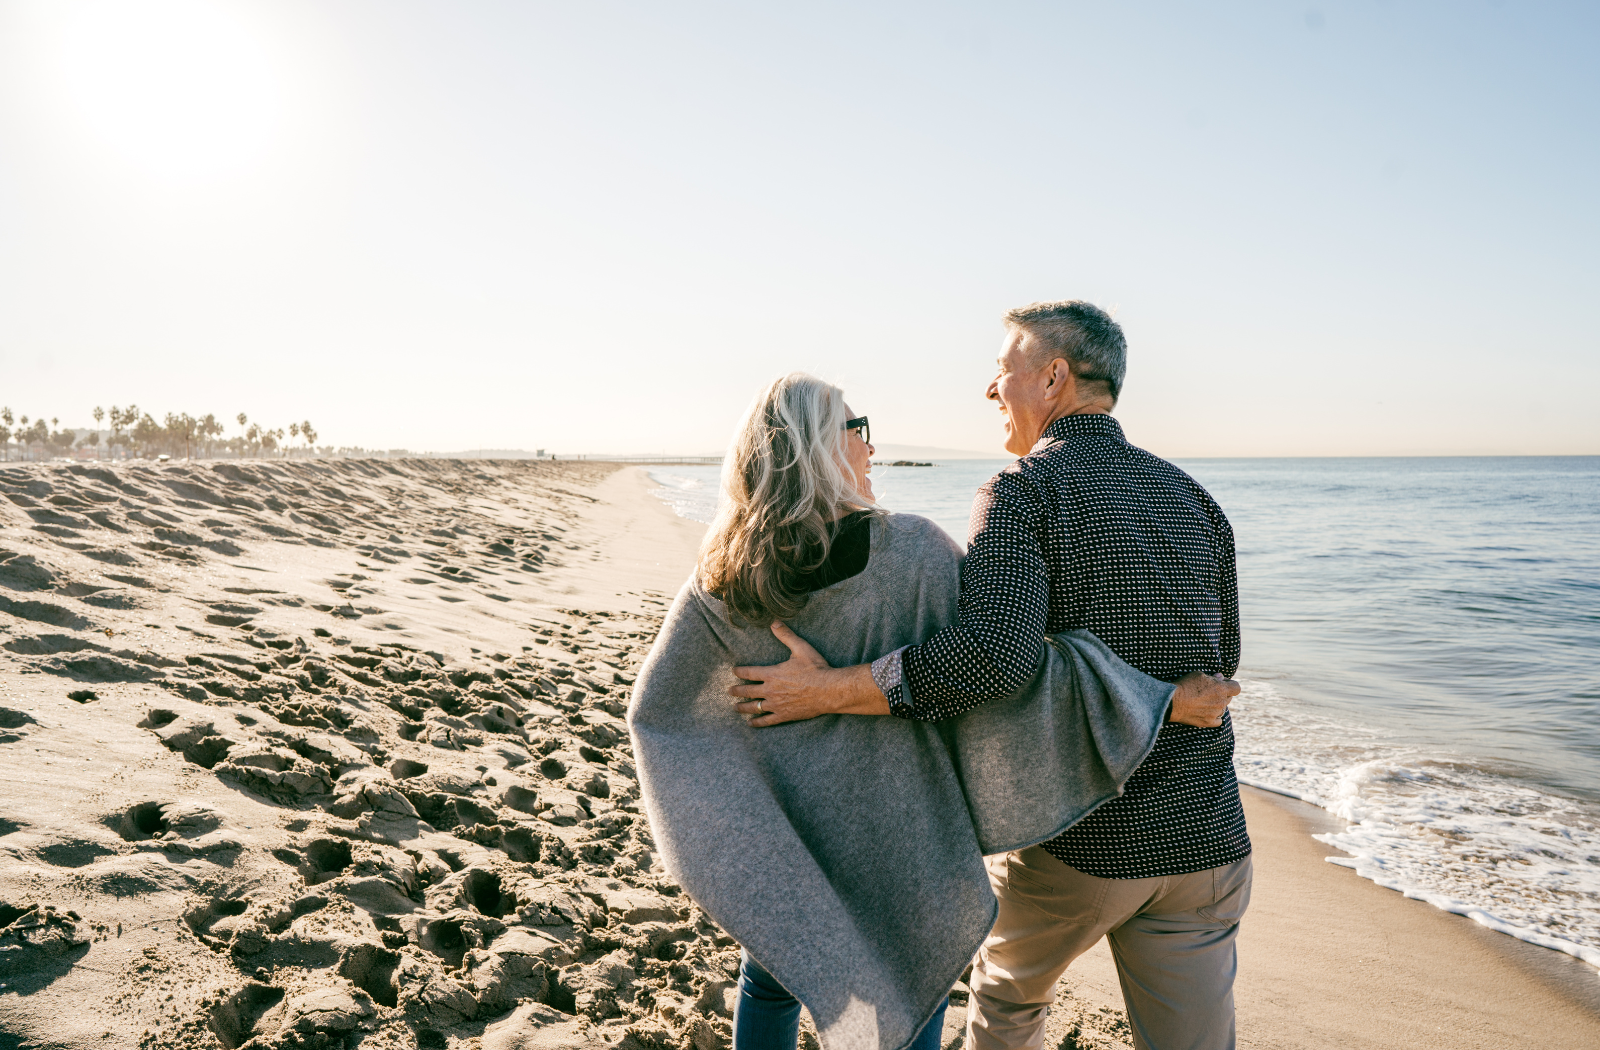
[647,467,721,524]
[1232,678,1600,974]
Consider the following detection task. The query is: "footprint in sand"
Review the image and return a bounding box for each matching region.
[209,983,286,1049]
[0,459,719,1047]
[0,707,37,744]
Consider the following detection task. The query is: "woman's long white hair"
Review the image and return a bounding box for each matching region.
[697,372,877,625]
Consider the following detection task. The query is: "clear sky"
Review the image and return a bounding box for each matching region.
[1,0,1596,458]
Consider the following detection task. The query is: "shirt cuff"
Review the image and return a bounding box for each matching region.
[870,647,915,718]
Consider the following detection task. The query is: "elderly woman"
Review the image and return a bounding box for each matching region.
[628,374,1224,1050]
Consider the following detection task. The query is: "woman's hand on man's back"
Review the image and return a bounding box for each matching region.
[730,623,892,726]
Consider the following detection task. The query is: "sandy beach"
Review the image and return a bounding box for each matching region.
[2,459,1597,1049]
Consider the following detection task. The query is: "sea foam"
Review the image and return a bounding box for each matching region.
[1232,678,1600,973]
[648,468,720,524]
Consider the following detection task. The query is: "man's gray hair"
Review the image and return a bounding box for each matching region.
[1004,300,1127,403]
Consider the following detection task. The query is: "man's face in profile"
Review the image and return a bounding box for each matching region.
[988,327,1052,456]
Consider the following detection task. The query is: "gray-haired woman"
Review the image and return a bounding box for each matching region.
[628,373,1225,1050]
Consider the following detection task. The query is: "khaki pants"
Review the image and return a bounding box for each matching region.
[967,847,1253,1050]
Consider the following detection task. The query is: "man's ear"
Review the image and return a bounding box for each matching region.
[1043,358,1074,397]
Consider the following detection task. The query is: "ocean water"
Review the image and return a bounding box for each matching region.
[648,457,1600,971]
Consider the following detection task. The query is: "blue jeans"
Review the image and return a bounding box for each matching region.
[733,950,949,1050]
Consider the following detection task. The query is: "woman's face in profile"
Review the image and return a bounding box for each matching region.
[842,403,874,500]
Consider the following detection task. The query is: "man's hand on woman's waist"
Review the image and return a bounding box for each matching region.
[729,623,890,726]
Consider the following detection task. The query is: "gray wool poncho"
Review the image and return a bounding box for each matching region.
[627,513,1176,1050]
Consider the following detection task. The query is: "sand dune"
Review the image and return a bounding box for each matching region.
[0,458,737,1050]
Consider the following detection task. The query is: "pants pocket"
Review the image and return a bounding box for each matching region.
[1000,849,1109,926]
[1194,858,1253,926]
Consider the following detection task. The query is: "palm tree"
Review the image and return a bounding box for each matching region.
[0,407,11,462]
[109,405,138,458]
[131,413,161,459]
[165,413,198,460]
[301,421,317,453]
[93,406,105,459]
[48,422,75,457]
[19,417,46,460]
[200,413,222,458]
[49,417,69,458]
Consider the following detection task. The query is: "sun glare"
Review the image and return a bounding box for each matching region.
[46,0,286,180]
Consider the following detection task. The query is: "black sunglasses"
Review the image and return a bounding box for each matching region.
[843,416,870,445]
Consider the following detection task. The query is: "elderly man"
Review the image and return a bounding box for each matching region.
[731,300,1250,1050]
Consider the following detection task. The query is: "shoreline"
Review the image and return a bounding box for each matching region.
[1240,776,1600,969]
[1234,786,1600,1046]
[998,787,1600,1048]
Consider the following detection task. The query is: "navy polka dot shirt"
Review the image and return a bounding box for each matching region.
[870,414,1250,879]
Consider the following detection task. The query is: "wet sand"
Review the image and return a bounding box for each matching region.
[1027,787,1600,1049]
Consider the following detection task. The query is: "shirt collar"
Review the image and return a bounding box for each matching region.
[1035,413,1124,451]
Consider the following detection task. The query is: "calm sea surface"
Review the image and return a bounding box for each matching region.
[648,457,1600,968]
